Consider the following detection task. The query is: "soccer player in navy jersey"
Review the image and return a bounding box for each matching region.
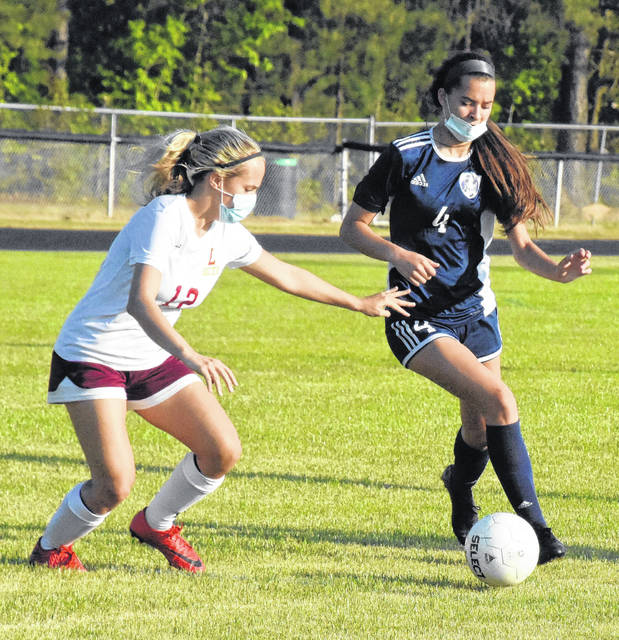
[340,51,592,565]
[29,126,412,572]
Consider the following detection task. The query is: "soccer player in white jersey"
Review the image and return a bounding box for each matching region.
[29,126,413,572]
[340,51,592,565]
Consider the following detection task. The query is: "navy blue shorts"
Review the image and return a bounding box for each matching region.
[385,308,502,368]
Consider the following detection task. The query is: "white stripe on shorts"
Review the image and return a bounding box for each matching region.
[478,346,502,363]
[126,374,200,410]
[47,373,201,409]
[393,320,457,368]
[47,376,126,404]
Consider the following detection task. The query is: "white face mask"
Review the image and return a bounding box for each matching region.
[218,186,257,223]
[443,99,488,143]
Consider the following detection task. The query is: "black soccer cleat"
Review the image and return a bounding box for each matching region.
[441,464,481,546]
[534,526,567,565]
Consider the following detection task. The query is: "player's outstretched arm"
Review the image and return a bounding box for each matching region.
[241,250,414,318]
[507,222,592,283]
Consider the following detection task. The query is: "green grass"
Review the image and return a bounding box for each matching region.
[0,251,617,639]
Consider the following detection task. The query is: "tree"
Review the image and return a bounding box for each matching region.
[588,0,618,151]
[0,0,64,104]
[48,0,70,102]
[98,15,191,111]
[65,0,296,120]
[248,0,420,136]
[555,0,609,152]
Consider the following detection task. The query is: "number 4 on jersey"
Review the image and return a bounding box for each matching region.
[432,206,450,234]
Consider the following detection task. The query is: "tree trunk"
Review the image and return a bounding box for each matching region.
[48,0,70,101]
[557,26,590,152]
[556,25,591,207]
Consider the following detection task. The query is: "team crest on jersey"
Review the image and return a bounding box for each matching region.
[459,172,481,199]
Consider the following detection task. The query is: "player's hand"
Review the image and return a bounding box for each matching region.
[185,353,238,395]
[557,248,592,282]
[359,286,415,318]
[393,251,440,287]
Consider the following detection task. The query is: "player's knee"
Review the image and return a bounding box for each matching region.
[95,472,135,509]
[486,382,517,424]
[461,425,487,451]
[216,437,242,474]
[197,435,242,477]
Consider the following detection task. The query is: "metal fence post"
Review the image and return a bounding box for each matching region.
[367,115,376,170]
[594,127,607,204]
[107,113,117,218]
[340,146,349,219]
[554,159,564,227]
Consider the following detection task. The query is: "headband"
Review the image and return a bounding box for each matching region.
[444,59,495,86]
[214,151,263,169]
[182,151,263,185]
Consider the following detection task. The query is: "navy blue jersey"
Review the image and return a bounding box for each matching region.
[353,128,510,321]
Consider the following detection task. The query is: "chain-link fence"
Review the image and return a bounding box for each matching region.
[343,145,618,226]
[0,103,617,226]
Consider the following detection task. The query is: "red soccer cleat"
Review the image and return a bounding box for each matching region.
[129,508,204,573]
[29,538,87,571]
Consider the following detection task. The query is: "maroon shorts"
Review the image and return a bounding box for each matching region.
[47,351,200,409]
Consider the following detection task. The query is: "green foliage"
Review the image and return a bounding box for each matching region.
[99,16,191,111]
[0,0,616,135]
[0,0,61,102]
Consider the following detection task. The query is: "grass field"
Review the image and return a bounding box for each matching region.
[0,251,617,639]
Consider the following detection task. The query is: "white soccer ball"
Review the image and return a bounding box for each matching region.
[464,512,539,587]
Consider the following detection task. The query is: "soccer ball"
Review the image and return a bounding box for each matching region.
[464,512,539,587]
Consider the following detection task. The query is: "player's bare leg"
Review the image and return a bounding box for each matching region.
[440,357,500,544]
[408,338,565,563]
[137,381,241,478]
[129,382,240,573]
[30,399,131,570]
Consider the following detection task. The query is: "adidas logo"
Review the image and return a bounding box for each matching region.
[410,173,428,187]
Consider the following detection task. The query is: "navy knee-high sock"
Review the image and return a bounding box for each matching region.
[486,421,547,529]
[452,428,489,489]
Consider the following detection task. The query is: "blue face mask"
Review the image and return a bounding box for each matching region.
[444,100,488,143]
[218,187,257,224]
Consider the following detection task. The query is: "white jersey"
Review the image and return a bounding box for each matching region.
[54,195,262,370]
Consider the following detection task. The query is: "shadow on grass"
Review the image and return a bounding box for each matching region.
[2,519,616,583]
[192,520,455,554]
[0,451,429,493]
[1,520,464,561]
[0,554,201,577]
[292,569,480,591]
[3,553,479,589]
[3,451,617,507]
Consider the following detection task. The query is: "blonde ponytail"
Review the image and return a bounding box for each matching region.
[145,126,262,199]
[146,130,197,198]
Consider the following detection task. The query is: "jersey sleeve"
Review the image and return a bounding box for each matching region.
[128,201,180,273]
[225,224,263,269]
[481,183,514,227]
[352,143,404,213]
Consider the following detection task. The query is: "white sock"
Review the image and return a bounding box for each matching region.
[40,482,109,550]
[145,453,225,531]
